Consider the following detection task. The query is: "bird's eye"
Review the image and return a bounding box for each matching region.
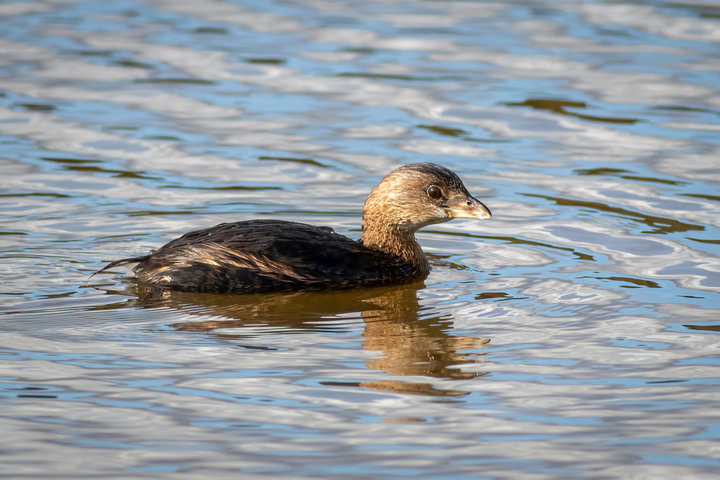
[427,185,442,199]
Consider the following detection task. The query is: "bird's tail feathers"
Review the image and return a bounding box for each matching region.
[88,255,148,279]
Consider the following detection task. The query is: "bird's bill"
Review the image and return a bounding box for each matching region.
[447,195,492,219]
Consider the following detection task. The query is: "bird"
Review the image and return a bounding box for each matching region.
[95,163,491,293]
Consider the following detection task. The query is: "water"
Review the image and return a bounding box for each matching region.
[1,0,719,478]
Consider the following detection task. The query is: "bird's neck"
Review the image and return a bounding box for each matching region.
[359,220,430,276]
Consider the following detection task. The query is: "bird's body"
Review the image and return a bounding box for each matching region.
[97,163,491,293]
[122,220,422,293]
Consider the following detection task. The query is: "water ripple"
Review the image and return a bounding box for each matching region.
[1,0,719,478]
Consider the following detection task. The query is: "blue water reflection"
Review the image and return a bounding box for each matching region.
[1,0,719,478]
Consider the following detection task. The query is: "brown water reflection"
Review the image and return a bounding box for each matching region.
[524,193,705,234]
[504,98,640,124]
[127,283,490,396]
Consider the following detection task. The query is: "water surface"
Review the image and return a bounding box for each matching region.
[1,0,719,478]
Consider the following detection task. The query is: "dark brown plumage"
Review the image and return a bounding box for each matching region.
[96,163,491,293]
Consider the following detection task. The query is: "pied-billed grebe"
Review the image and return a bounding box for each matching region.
[97,163,491,293]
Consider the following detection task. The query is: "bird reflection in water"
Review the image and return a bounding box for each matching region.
[128,282,490,396]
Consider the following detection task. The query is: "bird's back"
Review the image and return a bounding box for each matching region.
[131,220,423,293]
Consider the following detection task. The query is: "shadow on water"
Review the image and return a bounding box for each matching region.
[118,282,491,396]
